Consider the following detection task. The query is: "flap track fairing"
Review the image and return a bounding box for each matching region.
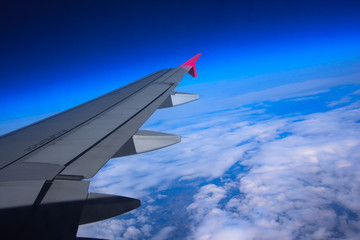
[112,130,181,158]
[159,91,199,109]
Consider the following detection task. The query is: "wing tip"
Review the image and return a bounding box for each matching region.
[179,53,202,77]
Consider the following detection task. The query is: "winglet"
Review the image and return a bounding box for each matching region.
[180,53,202,77]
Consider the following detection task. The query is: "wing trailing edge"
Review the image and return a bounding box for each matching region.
[112,130,181,158]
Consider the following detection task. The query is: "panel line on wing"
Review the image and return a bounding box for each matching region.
[24,84,172,165]
[62,82,176,169]
[0,68,183,172]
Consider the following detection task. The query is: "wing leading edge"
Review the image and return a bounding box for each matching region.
[0,54,202,240]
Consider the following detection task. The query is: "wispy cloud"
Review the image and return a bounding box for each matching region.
[151,226,176,240]
[327,96,351,107]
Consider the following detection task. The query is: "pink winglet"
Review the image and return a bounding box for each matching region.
[179,53,202,77]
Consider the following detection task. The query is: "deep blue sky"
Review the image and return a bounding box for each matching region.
[1,0,360,125]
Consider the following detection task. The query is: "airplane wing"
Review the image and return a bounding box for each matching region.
[0,54,202,240]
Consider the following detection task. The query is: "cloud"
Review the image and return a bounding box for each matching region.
[123,226,141,239]
[77,219,127,239]
[173,73,360,114]
[187,184,227,221]
[327,96,351,107]
[151,226,176,240]
[186,102,360,239]
[78,76,360,239]
[77,207,155,239]
[85,107,285,198]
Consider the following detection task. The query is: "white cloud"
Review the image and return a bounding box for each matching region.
[143,73,360,128]
[352,89,360,95]
[77,219,126,239]
[187,102,360,240]
[141,224,153,237]
[77,206,157,239]
[123,226,141,240]
[86,108,285,198]
[187,184,227,221]
[78,76,360,239]
[327,96,351,107]
[151,226,176,240]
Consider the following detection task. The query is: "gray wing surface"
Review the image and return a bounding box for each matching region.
[0,54,201,240]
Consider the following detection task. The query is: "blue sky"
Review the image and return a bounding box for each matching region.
[2,1,360,239]
[1,0,360,130]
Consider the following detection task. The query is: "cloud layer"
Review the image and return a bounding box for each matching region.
[187,101,360,240]
[78,77,360,239]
